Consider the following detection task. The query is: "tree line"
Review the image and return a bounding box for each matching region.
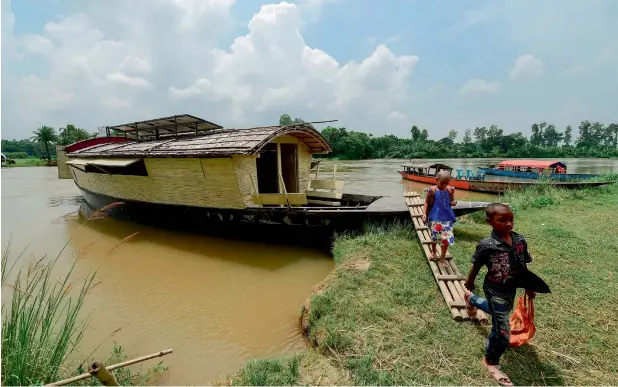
[3,117,617,161]
[278,115,618,159]
[1,125,93,160]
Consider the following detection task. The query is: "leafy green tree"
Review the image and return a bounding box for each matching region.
[410,126,421,141]
[420,129,429,141]
[448,130,458,142]
[474,126,487,144]
[543,124,563,147]
[58,124,91,145]
[563,125,572,147]
[30,126,58,160]
[463,129,472,144]
[279,113,306,126]
[608,123,618,148]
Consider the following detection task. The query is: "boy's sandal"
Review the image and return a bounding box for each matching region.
[482,359,513,386]
[464,290,478,318]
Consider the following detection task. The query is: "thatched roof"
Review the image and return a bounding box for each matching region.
[67,123,332,158]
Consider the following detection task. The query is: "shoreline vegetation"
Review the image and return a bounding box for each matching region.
[1,203,167,386]
[280,113,618,160]
[3,116,618,167]
[222,182,618,386]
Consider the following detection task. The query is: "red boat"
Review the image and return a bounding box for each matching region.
[398,163,612,194]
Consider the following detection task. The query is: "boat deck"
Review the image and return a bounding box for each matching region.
[404,191,489,322]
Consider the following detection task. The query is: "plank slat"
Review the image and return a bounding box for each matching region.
[437,274,466,281]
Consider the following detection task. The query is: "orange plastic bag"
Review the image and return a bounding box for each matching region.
[509,294,536,347]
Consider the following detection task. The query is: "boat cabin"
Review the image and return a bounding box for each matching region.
[401,163,453,177]
[57,114,352,209]
[495,160,567,174]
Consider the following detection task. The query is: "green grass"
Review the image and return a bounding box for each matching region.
[4,158,49,167]
[225,183,618,386]
[1,206,167,386]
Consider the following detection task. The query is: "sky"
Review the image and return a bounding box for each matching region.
[1,0,617,141]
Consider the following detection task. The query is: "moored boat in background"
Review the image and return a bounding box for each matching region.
[398,163,612,194]
[478,159,600,181]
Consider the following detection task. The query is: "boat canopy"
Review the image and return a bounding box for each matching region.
[66,115,332,158]
[497,160,566,169]
[402,163,452,170]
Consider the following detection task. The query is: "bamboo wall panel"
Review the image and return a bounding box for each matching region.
[56,146,72,179]
[232,156,258,207]
[70,157,245,209]
[145,158,203,178]
[199,158,244,208]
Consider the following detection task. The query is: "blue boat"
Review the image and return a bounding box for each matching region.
[478,160,600,181]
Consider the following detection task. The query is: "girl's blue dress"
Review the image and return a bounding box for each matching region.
[428,187,456,246]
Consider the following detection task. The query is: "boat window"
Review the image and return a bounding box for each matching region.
[84,159,149,176]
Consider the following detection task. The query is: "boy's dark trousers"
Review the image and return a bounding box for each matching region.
[469,286,516,364]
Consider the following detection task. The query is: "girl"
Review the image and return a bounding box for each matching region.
[421,171,457,266]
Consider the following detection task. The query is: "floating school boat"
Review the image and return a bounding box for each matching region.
[477,160,599,181]
[399,163,611,194]
[57,115,488,233]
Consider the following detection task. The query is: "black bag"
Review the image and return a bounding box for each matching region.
[512,268,551,293]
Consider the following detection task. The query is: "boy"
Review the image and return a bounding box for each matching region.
[464,203,535,387]
[421,171,457,267]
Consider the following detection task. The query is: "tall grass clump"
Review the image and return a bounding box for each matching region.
[1,245,95,385]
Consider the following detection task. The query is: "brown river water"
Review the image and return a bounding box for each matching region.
[1,158,616,384]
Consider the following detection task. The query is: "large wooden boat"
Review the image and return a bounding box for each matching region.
[399,163,612,194]
[57,115,489,233]
[478,160,599,181]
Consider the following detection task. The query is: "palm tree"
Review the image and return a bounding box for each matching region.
[31,126,58,160]
[58,124,91,145]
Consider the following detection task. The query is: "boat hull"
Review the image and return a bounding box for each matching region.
[79,186,391,225]
[398,171,612,194]
[477,167,599,181]
[77,186,489,244]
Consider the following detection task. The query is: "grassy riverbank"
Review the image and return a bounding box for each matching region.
[2,158,49,167]
[224,183,618,386]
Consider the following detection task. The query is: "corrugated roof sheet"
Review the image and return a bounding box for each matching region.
[67,124,331,158]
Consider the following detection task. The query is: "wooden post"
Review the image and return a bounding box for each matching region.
[88,361,119,386]
[250,174,262,206]
[278,172,291,208]
[276,143,282,194]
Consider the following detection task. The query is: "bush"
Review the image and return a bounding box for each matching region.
[4,152,29,159]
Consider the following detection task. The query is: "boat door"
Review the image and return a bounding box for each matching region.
[280,143,299,193]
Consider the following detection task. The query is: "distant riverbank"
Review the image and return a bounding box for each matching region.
[223,182,618,386]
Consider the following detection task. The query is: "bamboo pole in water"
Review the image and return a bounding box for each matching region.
[46,349,173,386]
[88,361,119,386]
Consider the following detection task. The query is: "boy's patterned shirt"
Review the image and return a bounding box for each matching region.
[472,231,532,292]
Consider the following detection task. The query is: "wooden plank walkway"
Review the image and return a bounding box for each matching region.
[404,191,488,323]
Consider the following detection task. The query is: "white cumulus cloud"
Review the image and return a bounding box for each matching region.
[458,78,500,96]
[0,0,420,138]
[509,54,545,80]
